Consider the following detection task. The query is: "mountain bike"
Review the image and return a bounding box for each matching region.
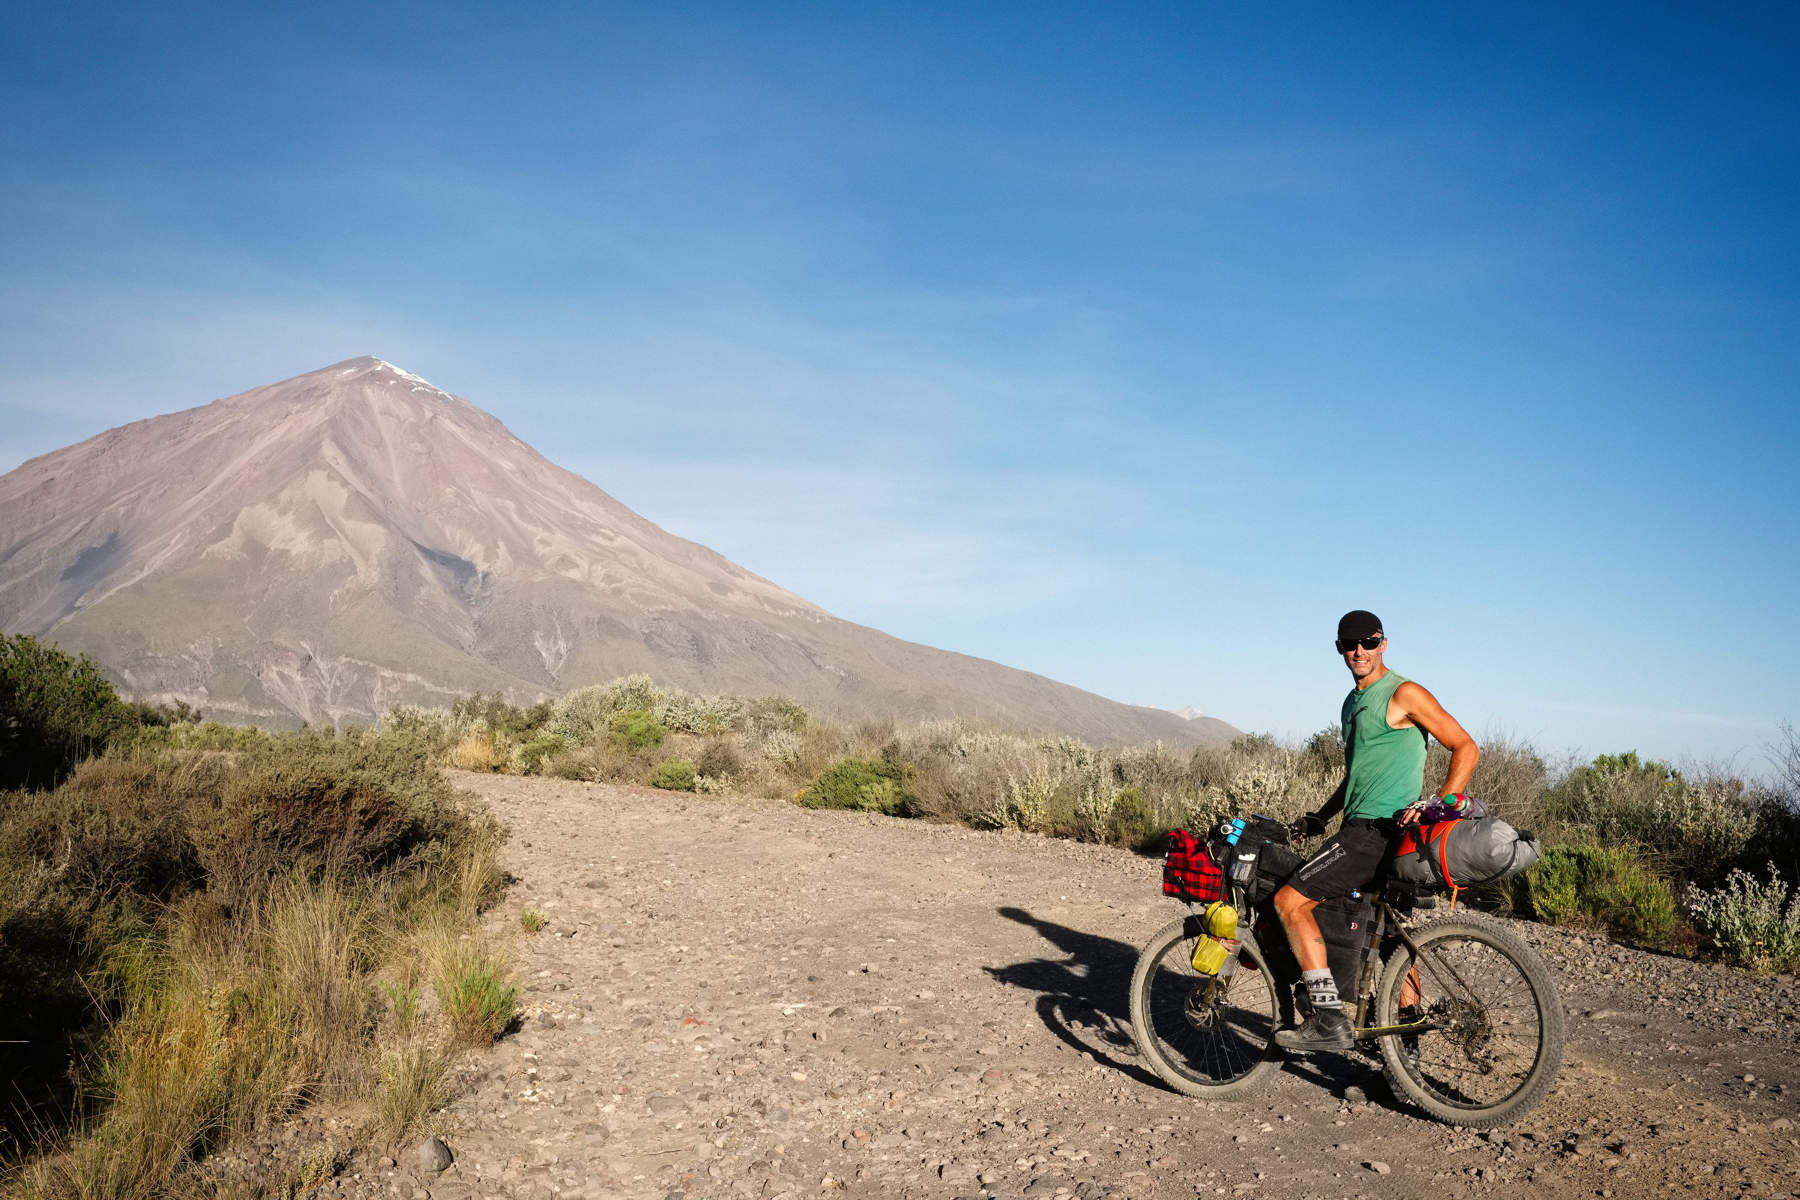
[1127,815,1564,1128]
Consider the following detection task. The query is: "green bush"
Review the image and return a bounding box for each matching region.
[608,709,667,749]
[798,757,913,815]
[1540,751,1760,884]
[190,731,471,912]
[1109,786,1161,850]
[1513,846,1582,925]
[647,759,697,792]
[1511,843,1678,945]
[0,633,138,790]
[1686,863,1800,972]
[513,732,568,775]
[450,693,550,738]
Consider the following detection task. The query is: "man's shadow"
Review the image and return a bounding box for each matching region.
[986,905,1385,1101]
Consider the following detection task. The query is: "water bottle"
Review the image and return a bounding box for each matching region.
[1191,933,1242,977]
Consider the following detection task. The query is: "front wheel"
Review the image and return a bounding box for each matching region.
[1374,915,1564,1128]
[1129,917,1292,1100]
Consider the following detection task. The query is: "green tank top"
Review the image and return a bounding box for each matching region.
[1340,670,1428,821]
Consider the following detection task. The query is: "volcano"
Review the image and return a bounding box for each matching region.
[0,357,1233,743]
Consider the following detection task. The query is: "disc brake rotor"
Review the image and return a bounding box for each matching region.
[1183,979,1222,1032]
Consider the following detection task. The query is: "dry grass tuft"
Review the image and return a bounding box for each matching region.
[447,731,504,773]
[422,923,515,1049]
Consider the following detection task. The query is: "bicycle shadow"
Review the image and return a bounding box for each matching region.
[986,906,1391,1103]
[983,906,1163,1087]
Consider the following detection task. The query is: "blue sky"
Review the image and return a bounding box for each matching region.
[3,3,1796,771]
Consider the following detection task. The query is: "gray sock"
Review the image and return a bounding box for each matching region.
[1303,968,1342,1011]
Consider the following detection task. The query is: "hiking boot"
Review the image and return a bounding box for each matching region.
[1275,1006,1352,1052]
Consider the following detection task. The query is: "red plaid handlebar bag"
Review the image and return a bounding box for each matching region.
[1162,829,1224,902]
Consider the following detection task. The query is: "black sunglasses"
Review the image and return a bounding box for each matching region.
[1336,634,1384,653]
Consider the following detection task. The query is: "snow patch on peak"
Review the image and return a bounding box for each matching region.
[368,359,447,395]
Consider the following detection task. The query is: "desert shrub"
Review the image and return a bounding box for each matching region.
[378,704,471,755]
[512,732,568,775]
[982,761,1057,833]
[0,726,508,1183]
[1511,843,1678,945]
[904,734,1019,826]
[1542,752,1762,884]
[1512,846,1582,925]
[521,909,548,933]
[1426,734,1550,823]
[124,697,201,727]
[189,731,469,912]
[542,747,598,781]
[1299,726,1345,778]
[124,719,268,753]
[742,694,810,734]
[695,737,743,781]
[608,709,667,749]
[658,691,742,735]
[1109,786,1163,849]
[546,684,619,744]
[0,755,206,908]
[0,633,138,791]
[449,693,548,738]
[1686,863,1800,972]
[647,759,698,792]
[1072,782,1115,842]
[798,757,913,816]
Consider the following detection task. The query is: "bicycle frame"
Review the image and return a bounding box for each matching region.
[1214,879,1440,1049]
[1345,898,1429,1041]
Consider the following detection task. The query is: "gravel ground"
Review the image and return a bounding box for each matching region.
[317,774,1799,1200]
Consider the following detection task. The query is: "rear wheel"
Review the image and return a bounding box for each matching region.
[1129,917,1291,1099]
[1374,915,1564,1128]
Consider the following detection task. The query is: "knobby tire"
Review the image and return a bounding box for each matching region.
[1129,917,1291,1100]
[1374,914,1565,1128]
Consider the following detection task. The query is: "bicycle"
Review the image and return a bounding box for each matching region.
[1128,814,1564,1128]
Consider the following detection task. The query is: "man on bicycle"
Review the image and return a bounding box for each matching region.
[1272,609,1480,1052]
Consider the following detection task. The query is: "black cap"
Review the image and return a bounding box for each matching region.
[1337,610,1383,641]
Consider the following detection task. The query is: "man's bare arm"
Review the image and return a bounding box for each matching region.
[1316,775,1347,821]
[1395,681,1480,799]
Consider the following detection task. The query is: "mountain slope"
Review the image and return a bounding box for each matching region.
[0,357,1235,744]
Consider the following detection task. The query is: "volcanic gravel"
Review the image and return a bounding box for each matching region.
[319,773,1800,1200]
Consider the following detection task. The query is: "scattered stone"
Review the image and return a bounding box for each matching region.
[415,1137,454,1173]
[1364,1161,1391,1175]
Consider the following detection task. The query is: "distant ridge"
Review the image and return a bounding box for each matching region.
[0,357,1238,745]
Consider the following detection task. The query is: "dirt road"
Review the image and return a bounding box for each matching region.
[341,774,1800,1200]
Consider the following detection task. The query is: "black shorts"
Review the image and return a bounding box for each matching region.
[1287,818,1399,901]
